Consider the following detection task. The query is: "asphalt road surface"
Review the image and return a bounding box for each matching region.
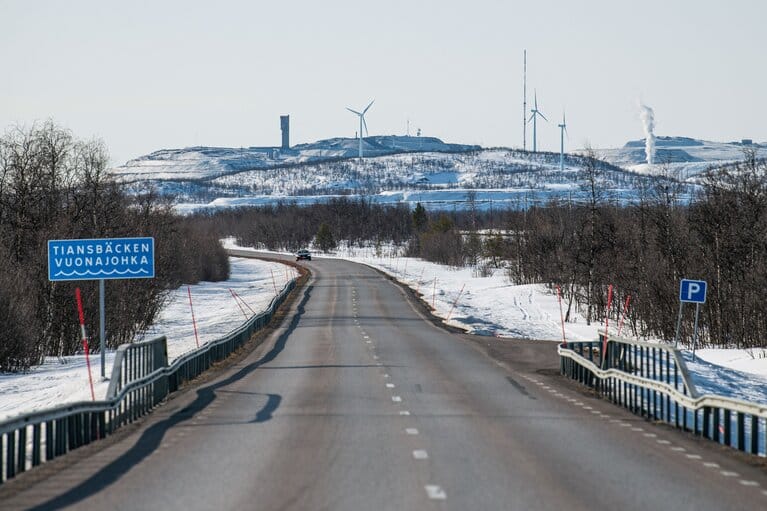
[3,255,766,510]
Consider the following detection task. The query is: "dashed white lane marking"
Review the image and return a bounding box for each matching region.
[703,462,720,468]
[671,447,686,452]
[685,454,702,460]
[761,489,767,496]
[363,335,370,339]
[406,428,419,435]
[591,411,601,414]
[399,411,411,416]
[425,485,447,500]
[412,450,429,460]
[384,374,390,378]
[720,471,739,477]
[619,423,632,428]
[392,396,402,402]
[386,383,395,388]
[373,355,379,360]
[656,440,671,445]
[644,433,657,438]
[582,406,593,410]
[739,480,759,487]
[631,427,644,432]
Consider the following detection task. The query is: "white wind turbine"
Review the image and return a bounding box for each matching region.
[558,111,568,171]
[346,99,375,161]
[527,91,547,153]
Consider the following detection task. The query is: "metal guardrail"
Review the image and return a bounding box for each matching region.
[559,333,767,457]
[0,278,296,484]
[106,336,168,399]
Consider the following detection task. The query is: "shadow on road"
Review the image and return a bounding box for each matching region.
[30,284,313,510]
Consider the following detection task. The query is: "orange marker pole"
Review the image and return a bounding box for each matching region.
[75,288,96,401]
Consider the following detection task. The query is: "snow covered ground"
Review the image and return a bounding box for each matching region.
[0,257,298,422]
[224,241,767,406]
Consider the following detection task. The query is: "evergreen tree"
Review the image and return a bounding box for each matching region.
[412,202,428,232]
[315,222,337,253]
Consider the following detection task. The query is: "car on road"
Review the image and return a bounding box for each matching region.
[296,249,311,261]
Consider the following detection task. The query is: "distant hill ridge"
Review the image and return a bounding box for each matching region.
[114,135,480,183]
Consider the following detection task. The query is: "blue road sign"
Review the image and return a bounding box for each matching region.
[48,237,155,281]
[679,279,707,304]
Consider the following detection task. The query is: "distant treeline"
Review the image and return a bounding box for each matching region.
[0,122,229,371]
[200,150,767,350]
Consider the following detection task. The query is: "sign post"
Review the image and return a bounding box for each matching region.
[675,279,707,360]
[48,237,155,379]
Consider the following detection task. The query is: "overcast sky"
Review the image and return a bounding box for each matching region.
[1,0,765,166]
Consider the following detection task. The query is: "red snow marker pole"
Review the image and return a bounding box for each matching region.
[75,288,96,401]
[229,288,249,319]
[617,295,632,337]
[233,290,257,315]
[446,283,466,322]
[601,285,614,364]
[187,286,200,348]
[415,267,426,295]
[557,285,567,347]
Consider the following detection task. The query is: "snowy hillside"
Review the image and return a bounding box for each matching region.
[111,135,694,213]
[111,136,479,183]
[599,136,764,180]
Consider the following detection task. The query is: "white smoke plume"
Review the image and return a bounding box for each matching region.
[639,103,656,165]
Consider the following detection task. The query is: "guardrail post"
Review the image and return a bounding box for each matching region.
[702,407,711,439]
[46,420,54,461]
[750,416,759,454]
[6,432,15,480]
[736,413,744,451]
[32,424,41,467]
[16,427,26,474]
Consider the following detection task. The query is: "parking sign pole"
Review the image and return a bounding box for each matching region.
[692,302,701,362]
[673,301,684,348]
[100,278,106,379]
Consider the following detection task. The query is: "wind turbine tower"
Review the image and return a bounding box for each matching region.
[522,50,527,151]
[346,99,375,161]
[558,112,568,171]
[528,91,547,153]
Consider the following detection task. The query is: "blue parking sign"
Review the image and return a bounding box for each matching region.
[679,279,707,304]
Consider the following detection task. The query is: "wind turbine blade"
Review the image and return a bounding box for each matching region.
[362,117,369,136]
[534,90,538,109]
[363,99,375,114]
[528,113,535,123]
[346,107,362,115]
[538,111,548,122]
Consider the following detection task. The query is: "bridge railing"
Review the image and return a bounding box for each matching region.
[559,333,767,457]
[0,278,296,484]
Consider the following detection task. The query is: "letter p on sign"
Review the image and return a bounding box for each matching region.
[680,279,707,304]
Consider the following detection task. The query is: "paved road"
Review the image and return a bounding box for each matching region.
[3,256,766,510]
